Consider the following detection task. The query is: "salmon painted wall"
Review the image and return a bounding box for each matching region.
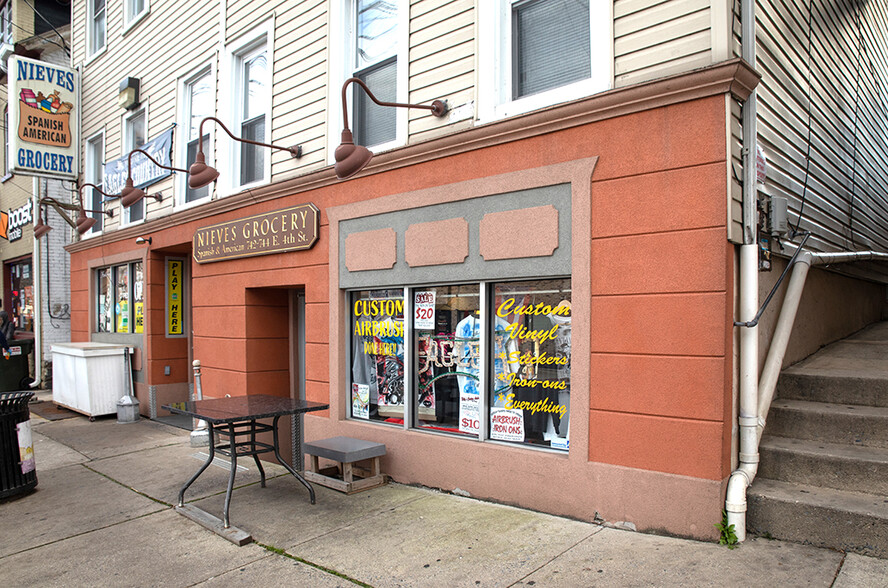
[68,91,735,537]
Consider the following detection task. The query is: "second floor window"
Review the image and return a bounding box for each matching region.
[123,107,147,224]
[85,133,105,234]
[182,69,213,204]
[352,0,399,148]
[480,0,609,121]
[238,44,268,186]
[1,3,12,46]
[125,0,149,29]
[88,0,106,57]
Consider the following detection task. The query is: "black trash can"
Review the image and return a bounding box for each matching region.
[0,391,37,499]
[0,339,34,392]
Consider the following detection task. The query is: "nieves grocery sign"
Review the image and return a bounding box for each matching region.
[7,55,79,180]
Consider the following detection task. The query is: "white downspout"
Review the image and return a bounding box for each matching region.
[726,0,759,541]
[30,177,43,389]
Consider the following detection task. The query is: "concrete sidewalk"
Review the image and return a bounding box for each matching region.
[1,399,886,588]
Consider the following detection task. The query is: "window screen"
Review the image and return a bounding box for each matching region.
[513,0,591,99]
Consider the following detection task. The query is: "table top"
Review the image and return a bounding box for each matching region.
[163,394,328,424]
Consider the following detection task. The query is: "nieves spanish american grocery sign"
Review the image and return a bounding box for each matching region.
[193,204,320,263]
[8,55,80,180]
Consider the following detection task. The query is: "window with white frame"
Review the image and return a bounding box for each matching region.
[85,132,105,233]
[87,0,106,57]
[223,25,272,192]
[1,3,12,47]
[124,0,149,30]
[123,106,147,224]
[351,0,401,148]
[3,106,9,178]
[179,67,213,205]
[479,0,611,121]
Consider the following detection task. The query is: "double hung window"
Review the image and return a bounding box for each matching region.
[238,45,268,186]
[85,132,105,233]
[180,68,213,204]
[351,0,400,148]
[123,107,147,224]
[97,261,144,334]
[480,0,610,121]
[349,279,572,451]
[124,0,149,30]
[88,0,106,57]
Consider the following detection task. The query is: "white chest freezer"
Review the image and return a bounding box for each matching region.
[52,343,130,418]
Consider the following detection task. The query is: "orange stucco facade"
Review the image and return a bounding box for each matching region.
[66,62,756,539]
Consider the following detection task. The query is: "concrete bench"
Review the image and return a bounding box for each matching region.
[303,436,386,494]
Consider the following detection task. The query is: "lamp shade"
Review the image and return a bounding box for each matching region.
[120,181,147,207]
[188,151,220,189]
[334,129,373,179]
[34,220,52,239]
[76,215,97,234]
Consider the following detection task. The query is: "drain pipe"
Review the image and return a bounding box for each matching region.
[726,0,760,542]
[29,178,43,389]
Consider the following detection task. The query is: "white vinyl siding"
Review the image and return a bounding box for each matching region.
[755,0,888,281]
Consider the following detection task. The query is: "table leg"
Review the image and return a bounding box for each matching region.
[272,415,316,504]
[178,422,216,507]
[250,419,266,488]
[223,422,238,528]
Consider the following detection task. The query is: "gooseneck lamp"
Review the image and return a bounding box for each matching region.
[187,116,303,190]
[34,189,115,238]
[120,149,188,207]
[334,77,448,180]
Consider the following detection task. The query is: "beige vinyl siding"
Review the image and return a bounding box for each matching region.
[755,0,888,281]
[408,0,475,142]
[74,0,220,230]
[614,0,713,87]
[270,0,329,175]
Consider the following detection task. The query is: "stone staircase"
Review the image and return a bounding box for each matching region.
[747,321,888,558]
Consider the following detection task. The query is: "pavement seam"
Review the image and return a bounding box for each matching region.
[255,542,375,587]
[828,552,848,588]
[81,463,175,507]
[507,526,605,587]
[0,507,170,560]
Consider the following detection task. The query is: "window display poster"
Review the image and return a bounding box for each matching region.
[459,392,480,434]
[134,302,144,334]
[490,407,525,442]
[167,260,183,335]
[352,383,370,419]
[414,291,435,330]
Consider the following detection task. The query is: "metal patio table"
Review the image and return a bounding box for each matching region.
[164,394,328,545]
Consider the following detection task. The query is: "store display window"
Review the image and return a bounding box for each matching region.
[6,259,34,333]
[95,261,144,334]
[350,289,405,423]
[489,279,571,450]
[347,278,571,451]
[413,284,481,437]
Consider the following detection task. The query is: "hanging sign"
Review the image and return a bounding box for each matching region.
[8,55,79,179]
[193,203,320,263]
[103,127,174,194]
[167,259,183,335]
[414,291,435,329]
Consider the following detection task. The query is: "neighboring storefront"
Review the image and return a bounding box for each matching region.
[66,63,758,538]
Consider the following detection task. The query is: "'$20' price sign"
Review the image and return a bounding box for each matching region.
[414,291,436,330]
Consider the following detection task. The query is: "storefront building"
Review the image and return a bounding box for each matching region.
[65,1,887,540]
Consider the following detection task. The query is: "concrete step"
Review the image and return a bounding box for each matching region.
[747,478,888,559]
[765,399,888,448]
[758,436,888,494]
[777,372,888,408]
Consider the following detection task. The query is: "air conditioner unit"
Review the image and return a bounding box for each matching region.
[0,44,14,74]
